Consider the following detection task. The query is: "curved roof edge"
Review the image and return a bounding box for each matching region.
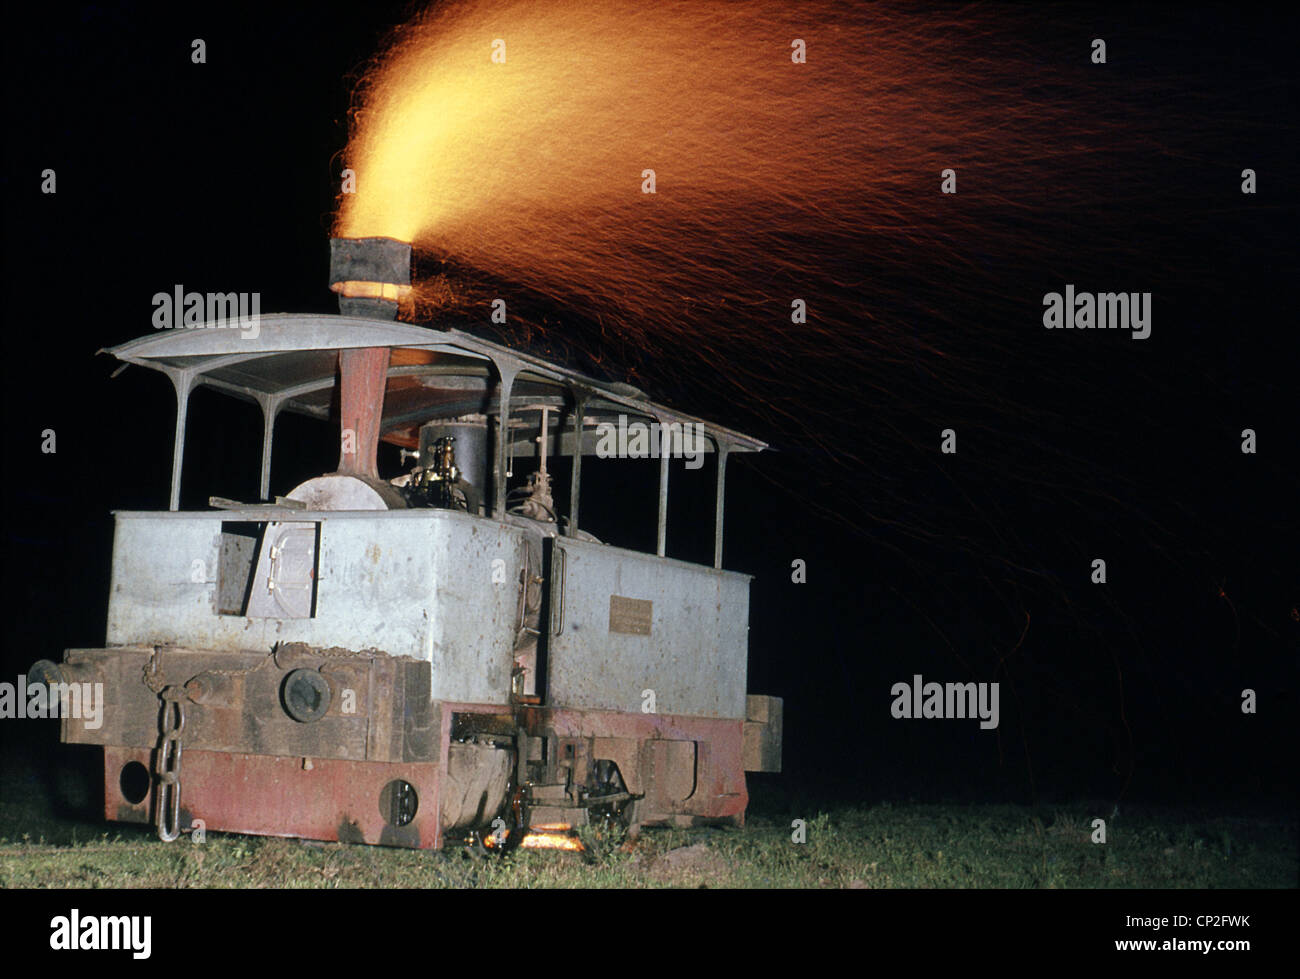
[105,313,768,453]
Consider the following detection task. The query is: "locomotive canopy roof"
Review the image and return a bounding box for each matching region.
[108,313,765,559]
[106,313,768,457]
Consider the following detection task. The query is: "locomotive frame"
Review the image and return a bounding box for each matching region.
[32,255,781,849]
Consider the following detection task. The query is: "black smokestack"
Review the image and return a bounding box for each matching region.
[328,236,412,320]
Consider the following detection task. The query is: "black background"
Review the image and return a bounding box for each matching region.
[2,1,1296,835]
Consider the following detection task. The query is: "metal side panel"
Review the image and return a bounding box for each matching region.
[105,510,524,706]
[106,513,440,657]
[547,539,751,719]
[425,512,526,705]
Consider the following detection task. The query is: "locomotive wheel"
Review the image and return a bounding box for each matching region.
[580,759,643,843]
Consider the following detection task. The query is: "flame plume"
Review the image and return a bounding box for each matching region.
[336,0,1263,645]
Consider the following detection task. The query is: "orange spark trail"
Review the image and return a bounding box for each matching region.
[336,0,1240,589]
[336,1,1140,349]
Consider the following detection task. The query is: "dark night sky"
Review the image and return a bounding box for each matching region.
[2,1,1296,812]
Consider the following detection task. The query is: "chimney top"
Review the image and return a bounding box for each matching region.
[328,237,413,319]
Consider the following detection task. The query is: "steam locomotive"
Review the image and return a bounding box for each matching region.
[29,238,781,849]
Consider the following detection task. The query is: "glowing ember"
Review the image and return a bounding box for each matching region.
[336,0,1106,342]
[519,825,584,852]
[333,1,1184,441]
[480,822,585,852]
[330,280,414,302]
[336,0,1219,588]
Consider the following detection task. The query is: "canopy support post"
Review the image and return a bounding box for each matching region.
[493,362,519,518]
[258,396,282,501]
[168,372,196,512]
[657,420,670,558]
[713,441,730,569]
[568,394,586,535]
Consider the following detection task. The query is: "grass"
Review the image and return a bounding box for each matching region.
[0,787,1293,888]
